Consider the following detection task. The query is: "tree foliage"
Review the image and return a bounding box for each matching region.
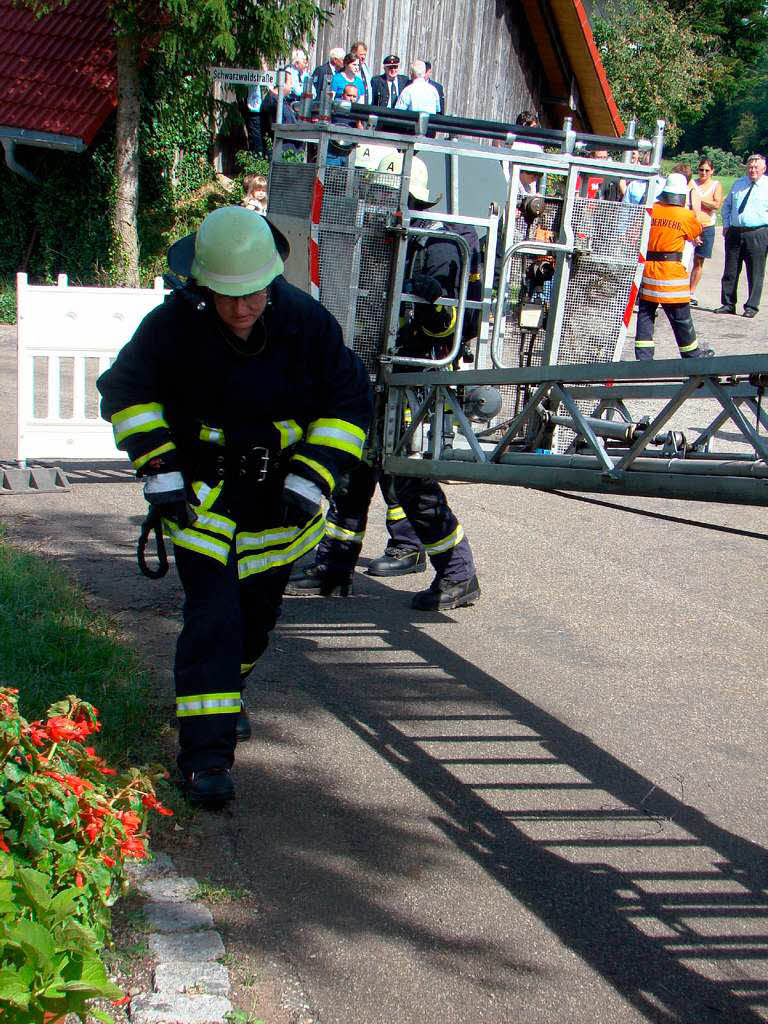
[12,0,341,283]
[593,0,718,147]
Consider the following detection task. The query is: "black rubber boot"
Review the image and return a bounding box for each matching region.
[284,564,353,596]
[185,769,235,809]
[411,575,481,611]
[236,700,252,743]
[367,547,427,577]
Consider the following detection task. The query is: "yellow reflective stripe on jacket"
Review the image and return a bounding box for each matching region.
[236,524,305,553]
[238,517,326,579]
[199,424,225,446]
[240,661,257,677]
[192,511,236,538]
[112,403,169,444]
[325,521,364,544]
[176,692,241,718]
[386,505,407,523]
[192,480,224,511]
[424,523,464,556]
[635,339,655,348]
[274,420,303,448]
[306,418,366,457]
[469,271,482,282]
[422,306,458,339]
[164,524,230,565]
[292,453,335,492]
[133,441,176,471]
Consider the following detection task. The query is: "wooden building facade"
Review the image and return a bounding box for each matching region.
[309,0,622,136]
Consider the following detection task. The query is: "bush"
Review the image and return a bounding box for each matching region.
[0,688,171,1023]
[673,147,745,175]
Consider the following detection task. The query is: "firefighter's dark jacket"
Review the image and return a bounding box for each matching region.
[97,277,372,571]
[405,219,482,353]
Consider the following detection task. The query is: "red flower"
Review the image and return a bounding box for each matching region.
[0,834,9,853]
[118,810,142,835]
[44,771,94,797]
[119,836,148,860]
[24,721,49,747]
[112,995,130,1007]
[74,871,85,888]
[141,794,173,816]
[46,716,90,743]
[102,854,116,868]
[84,820,103,843]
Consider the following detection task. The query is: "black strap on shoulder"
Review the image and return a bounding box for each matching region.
[137,507,169,579]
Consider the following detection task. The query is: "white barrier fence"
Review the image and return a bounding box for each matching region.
[16,273,167,462]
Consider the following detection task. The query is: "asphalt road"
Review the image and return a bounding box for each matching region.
[1,240,767,1023]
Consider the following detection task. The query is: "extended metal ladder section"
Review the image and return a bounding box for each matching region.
[378,355,768,507]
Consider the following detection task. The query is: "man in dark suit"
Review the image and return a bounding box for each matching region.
[424,60,445,114]
[311,47,345,97]
[371,54,410,109]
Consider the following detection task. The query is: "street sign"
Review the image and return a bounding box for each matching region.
[210,67,277,87]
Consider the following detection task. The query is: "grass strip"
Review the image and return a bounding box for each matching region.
[0,531,165,768]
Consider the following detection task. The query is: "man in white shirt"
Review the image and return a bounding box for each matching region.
[395,60,440,115]
[716,153,768,318]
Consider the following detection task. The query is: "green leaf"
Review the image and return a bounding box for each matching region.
[2,761,24,784]
[0,967,31,1008]
[2,918,55,967]
[48,887,78,922]
[17,866,52,913]
[89,1009,117,1024]
[59,954,123,999]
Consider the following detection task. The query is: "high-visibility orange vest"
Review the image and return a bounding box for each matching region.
[640,202,701,304]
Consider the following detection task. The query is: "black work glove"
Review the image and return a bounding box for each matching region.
[143,472,198,529]
[280,474,322,528]
[407,273,443,304]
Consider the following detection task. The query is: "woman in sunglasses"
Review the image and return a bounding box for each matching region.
[689,158,723,305]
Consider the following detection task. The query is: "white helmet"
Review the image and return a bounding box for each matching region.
[661,172,689,198]
[374,151,440,206]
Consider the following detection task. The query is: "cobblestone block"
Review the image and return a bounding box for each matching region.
[136,876,200,902]
[153,960,231,996]
[145,901,214,933]
[125,853,176,885]
[129,991,233,1023]
[148,930,225,962]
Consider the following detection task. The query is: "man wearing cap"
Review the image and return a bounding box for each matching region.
[371,55,410,123]
[289,153,482,611]
[716,153,768,318]
[97,208,371,809]
[634,172,713,361]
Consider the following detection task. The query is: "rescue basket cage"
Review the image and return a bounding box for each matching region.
[266,100,768,509]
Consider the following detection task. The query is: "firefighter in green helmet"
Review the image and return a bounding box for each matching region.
[97,206,371,809]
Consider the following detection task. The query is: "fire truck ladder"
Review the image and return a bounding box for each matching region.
[377,355,768,507]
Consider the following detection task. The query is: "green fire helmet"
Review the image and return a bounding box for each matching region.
[167,207,289,296]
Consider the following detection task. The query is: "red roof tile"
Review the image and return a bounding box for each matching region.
[0,0,117,147]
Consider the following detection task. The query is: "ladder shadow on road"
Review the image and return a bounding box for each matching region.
[279,593,768,1024]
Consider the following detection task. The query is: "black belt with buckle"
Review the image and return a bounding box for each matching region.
[196,444,273,484]
[646,251,682,261]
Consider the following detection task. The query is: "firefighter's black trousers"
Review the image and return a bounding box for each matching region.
[173,543,292,777]
[316,460,476,582]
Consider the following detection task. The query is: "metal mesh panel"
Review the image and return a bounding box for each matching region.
[268,162,316,218]
[315,167,399,374]
[490,197,645,451]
